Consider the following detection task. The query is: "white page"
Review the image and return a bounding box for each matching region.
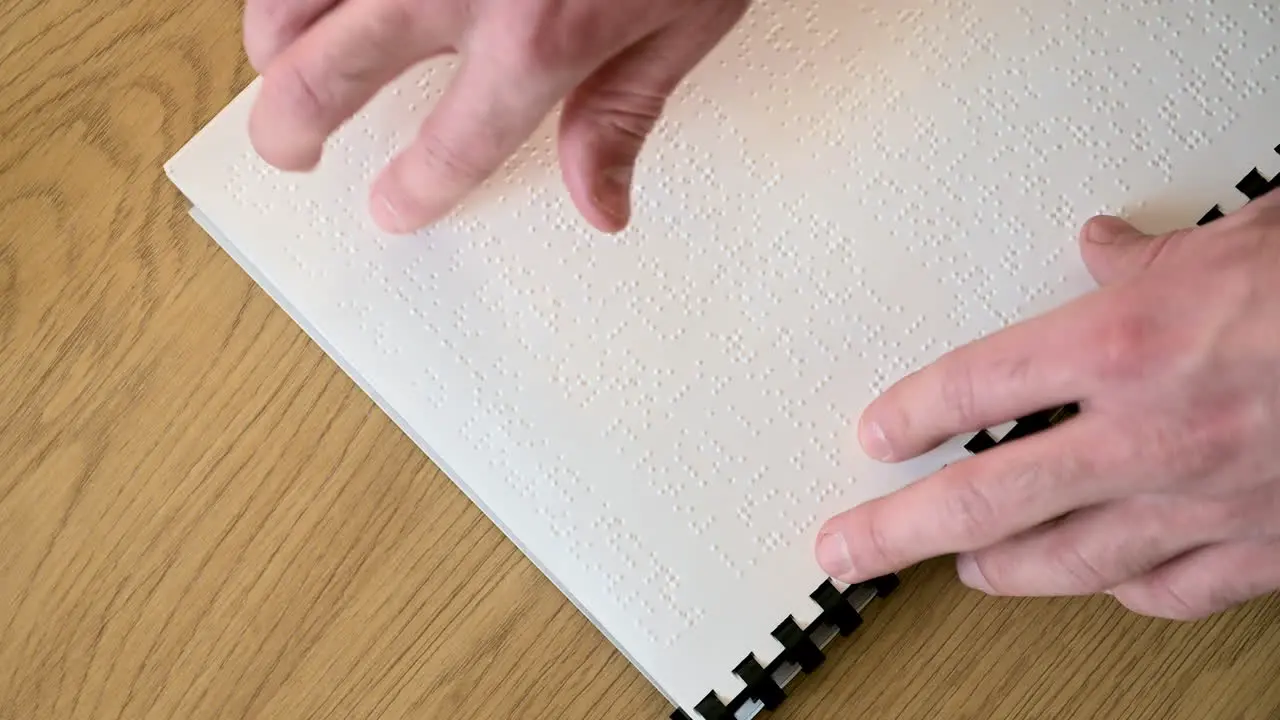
[166,1,1279,716]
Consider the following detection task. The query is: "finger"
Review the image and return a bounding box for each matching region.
[1107,537,1280,621]
[857,210,1213,462]
[856,289,1117,461]
[817,412,1126,584]
[955,492,1237,597]
[248,0,455,171]
[557,1,748,232]
[242,0,342,72]
[1077,215,1180,287]
[368,52,573,233]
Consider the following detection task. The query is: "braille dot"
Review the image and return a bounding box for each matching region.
[184,0,1277,682]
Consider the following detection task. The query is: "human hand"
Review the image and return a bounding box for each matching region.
[817,189,1280,621]
[242,0,748,233]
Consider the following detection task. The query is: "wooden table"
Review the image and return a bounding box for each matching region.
[4,1,1279,718]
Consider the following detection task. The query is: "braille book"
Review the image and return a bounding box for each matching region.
[164,2,1280,717]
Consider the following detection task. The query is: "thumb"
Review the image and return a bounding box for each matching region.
[1077,215,1179,286]
[557,3,747,232]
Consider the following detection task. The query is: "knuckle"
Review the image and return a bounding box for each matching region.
[580,87,666,144]
[243,11,284,70]
[1141,413,1247,491]
[244,1,286,36]
[1187,420,1249,484]
[1194,478,1279,537]
[514,36,576,75]
[1114,580,1211,622]
[1089,305,1170,383]
[858,508,899,572]
[992,354,1035,390]
[247,0,295,32]
[413,129,488,184]
[1199,495,1249,536]
[495,6,596,73]
[937,353,980,426]
[941,470,999,545]
[1198,491,1259,538]
[376,0,419,35]
[243,36,275,74]
[264,61,330,120]
[1049,536,1111,592]
[243,0,319,70]
[1118,422,1189,490]
[359,0,423,58]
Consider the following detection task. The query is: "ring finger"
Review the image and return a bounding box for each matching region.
[1108,536,1280,621]
[958,476,1280,597]
[957,495,1218,597]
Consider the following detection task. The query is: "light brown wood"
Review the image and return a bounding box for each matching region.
[3,1,1278,719]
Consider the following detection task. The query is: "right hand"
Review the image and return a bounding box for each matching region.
[242,0,749,234]
[817,192,1280,622]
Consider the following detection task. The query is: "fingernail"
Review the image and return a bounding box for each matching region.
[860,420,893,461]
[1085,216,1116,244]
[594,166,632,222]
[1084,214,1137,245]
[816,531,855,579]
[373,192,406,234]
[956,553,993,593]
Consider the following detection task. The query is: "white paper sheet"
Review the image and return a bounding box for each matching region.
[165,1,1280,716]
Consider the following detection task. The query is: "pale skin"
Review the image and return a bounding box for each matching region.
[820,202,1280,621]
[242,0,749,233]
[243,0,1280,622]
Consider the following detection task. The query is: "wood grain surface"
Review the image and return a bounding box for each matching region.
[2,1,1279,719]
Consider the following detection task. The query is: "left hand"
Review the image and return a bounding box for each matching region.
[241,0,746,234]
[816,190,1280,621]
